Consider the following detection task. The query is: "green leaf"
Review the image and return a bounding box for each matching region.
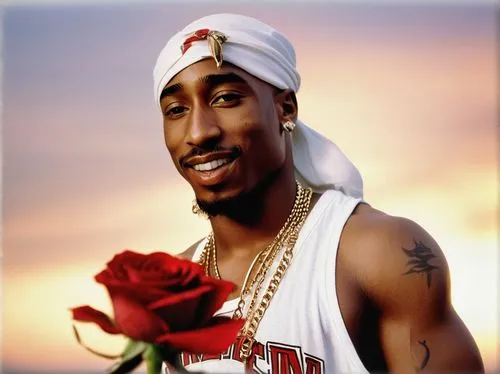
[106,340,148,374]
[143,345,163,374]
[107,353,143,374]
[121,340,148,363]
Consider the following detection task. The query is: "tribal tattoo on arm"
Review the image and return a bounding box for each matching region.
[401,240,439,288]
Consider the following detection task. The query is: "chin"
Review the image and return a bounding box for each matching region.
[195,184,247,216]
[194,170,280,218]
[196,196,240,217]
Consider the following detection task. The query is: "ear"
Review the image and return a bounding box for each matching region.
[274,89,298,123]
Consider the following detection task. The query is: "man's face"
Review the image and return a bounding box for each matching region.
[159,59,291,208]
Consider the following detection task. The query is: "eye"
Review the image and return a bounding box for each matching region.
[164,105,187,118]
[212,93,242,106]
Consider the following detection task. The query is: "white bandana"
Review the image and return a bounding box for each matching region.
[153,13,363,198]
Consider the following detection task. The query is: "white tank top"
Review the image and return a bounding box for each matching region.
[176,189,369,374]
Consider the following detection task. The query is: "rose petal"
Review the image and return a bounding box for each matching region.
[151,294,200,332]
[105,250,163,281]
[139,251,201,277]
[178,257,205,277]
[106,250,147,275]
[160,255,205,284]
[143,251,176,269]
[196,277,235,323]
[102,281,171,304]
[97,273,180,292]
[97,251,204,291]
[155,316,245,354]
[123,264,144,283]
[178,262,204,287]
[95,268,114,283]
[148,284,214,330]
[148,284,213,310]
[121,265,198,289]
[70,305,121,334]
[108,287,169,342]
[124,252,170,281]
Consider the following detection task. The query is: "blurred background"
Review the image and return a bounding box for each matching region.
[2,0,497,372]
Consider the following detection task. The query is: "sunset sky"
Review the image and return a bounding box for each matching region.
[2,0,497,372]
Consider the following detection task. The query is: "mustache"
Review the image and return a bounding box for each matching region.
[179,145,242,167]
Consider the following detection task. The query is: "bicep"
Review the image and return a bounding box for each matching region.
[381,306,484,373]
[356,217,484,372]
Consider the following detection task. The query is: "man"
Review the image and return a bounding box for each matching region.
[153,13,484,373]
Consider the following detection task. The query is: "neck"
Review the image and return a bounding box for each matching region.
[209,164,297,256]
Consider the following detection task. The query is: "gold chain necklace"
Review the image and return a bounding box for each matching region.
[239,186,312,362]
[199,181,306,282]
[198,182,313,362]
[236,184,309,320]
[203,183,306,284]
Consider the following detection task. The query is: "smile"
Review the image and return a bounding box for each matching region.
[192,158,231,172]
[187,156,238,187]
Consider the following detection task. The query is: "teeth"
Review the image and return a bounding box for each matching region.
[193,158,230,172]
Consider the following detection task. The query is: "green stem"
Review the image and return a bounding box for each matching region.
[145,356,161,374]
[171,354,189,373]
[144,344,163,374]
[154,345,189,373]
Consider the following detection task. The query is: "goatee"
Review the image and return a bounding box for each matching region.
[196,169,281,223]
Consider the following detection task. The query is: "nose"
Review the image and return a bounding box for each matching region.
[185,102,221,148]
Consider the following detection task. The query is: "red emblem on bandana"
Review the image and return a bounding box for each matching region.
[181,28,210,54]
[180,28,227,69]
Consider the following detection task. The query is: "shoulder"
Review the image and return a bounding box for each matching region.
[176,238,205,260]
[341,204,444,256]
[339,204,450,316]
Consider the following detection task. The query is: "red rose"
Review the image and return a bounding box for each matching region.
[71,250,243,354]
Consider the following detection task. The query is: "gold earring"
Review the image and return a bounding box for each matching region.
[282,120,295,132]
[192,199,209,219]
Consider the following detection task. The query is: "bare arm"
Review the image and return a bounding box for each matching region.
[352,214,484,373]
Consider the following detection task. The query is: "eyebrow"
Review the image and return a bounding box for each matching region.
[160,83,182,101]
[159,72,249,102]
